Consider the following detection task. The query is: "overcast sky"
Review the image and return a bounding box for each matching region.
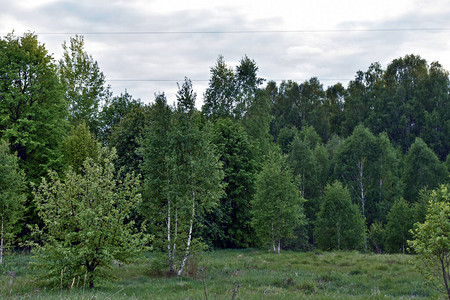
[1,0,450,105]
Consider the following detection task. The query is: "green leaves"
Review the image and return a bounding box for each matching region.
[408,184,450,298]
[0,140,26,263]
[59,35,110,133]
[315,181,365,251]
[0,32,68,182]
[33,146,150,288]
[251,149,306,252]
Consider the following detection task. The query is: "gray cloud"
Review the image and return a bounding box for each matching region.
[1,0,450,104]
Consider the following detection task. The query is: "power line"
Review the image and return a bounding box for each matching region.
[107,78,353,82]
[6,27,450,35]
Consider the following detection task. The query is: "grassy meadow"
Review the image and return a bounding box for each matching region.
[0,249,441,299]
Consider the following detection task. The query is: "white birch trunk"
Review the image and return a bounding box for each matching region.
[277,222,281,254]
[357,157,368,251]
[172,208,178,264]
[177,191,195,276]
[167,197,173,274]
[357,157,366,218]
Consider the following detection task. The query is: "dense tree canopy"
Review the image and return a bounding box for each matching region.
[0,32,68,182]
[0,140,26,264]
[1,31,450,270]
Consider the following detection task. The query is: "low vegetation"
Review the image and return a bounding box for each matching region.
[0,249,440,299]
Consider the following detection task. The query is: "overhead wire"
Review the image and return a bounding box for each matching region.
[13,27,450,35]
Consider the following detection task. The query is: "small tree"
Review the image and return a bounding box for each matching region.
[0,141,26,264]
[251,148,306,254]
[408,184,450,299]
[33,147,149,288]
[315,181,365,251]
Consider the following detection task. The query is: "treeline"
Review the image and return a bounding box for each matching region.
[1,32,449,282]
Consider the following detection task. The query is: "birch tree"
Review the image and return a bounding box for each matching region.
[141,81,224,276]
[59,35,111,133]
[251,148,306,253]
[0,141,26,264]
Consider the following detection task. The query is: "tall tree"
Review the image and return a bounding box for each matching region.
[141,89,224,275]
[139,93,173,250]
[0,32,68,183]
[204,118,257,248]
[241,89,272,157]
[59,35,110,133]
[0,141,26,264]
[251,148,306,254]
[333,125,380,225]
[202,55,236,119]
[202,55,264,120]
[234,55,265,118]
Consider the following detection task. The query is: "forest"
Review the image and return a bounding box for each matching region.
[0,32,449,292]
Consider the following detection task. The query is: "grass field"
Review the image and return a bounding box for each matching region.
[0,249,441,299]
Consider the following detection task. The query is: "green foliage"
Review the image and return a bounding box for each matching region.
[141,90,224,275]
[203,118,257,248]
[0,141,26,263]
[0,32,68,182]
[98,91,142,144]
[32,147,149,288]
[333,125,401,226]
[408,184,450,298]
[315,181,365,251]
[139,93,172,228]
[59,35,110,133]
[61,122,100,173]
[403,137,448,202]
[251,148,306,253]
[385,198,414,253]
[202,55,264,120]
[241,89,272,156]
[368,221,385,253]
[110,104,151,175]
[202,55,237,119]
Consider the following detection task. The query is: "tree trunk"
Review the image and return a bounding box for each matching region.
[167,197,174,275]
[336,223,341,250]
[357,157,368,251]
[277,222,281,254]
[357,157,366,219]
[441,256,450,300]
[0,209,4,264]
[177,191,195,276]
[172,208,178,270]
[271,222,276,253]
